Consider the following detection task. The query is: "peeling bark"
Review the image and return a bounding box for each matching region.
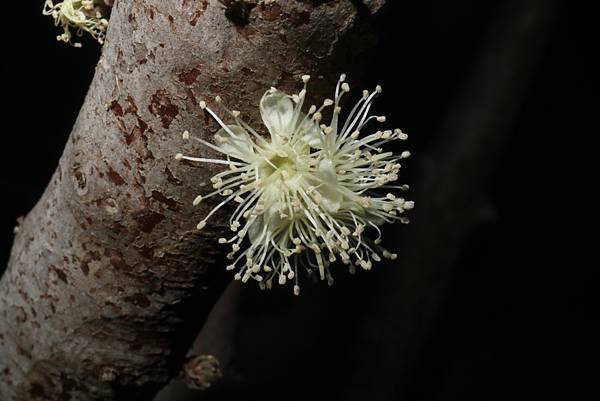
[0,1,384,400]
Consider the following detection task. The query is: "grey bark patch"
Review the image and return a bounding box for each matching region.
[188,0,209,26]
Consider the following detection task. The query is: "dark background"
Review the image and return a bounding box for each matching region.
[1,1,595,400]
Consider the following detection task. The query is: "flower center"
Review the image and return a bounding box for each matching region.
[259,147,301,181]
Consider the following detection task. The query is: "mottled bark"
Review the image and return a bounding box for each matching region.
[0,1,383,400]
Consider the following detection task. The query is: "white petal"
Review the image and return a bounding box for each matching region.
[299,116,323,149]
[316,159,343,213]
[248,187,282,244]
[247,215,263,244]
[260,89,295,142]
[215,125,255,161]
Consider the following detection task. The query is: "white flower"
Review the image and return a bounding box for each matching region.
[176,74,413,295]
[43,1,109,47]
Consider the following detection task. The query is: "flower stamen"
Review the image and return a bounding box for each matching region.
[43,0,109,47]
[177,74,413,294]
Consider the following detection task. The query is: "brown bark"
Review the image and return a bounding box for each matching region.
[0,1,384,400]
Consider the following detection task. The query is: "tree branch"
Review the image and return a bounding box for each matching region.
[0,1,384,400]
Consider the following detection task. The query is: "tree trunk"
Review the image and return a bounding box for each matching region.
[0,1,384,400]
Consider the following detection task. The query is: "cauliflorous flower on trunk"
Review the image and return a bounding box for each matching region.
[43,1,109,47]
[176,75,414,295]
